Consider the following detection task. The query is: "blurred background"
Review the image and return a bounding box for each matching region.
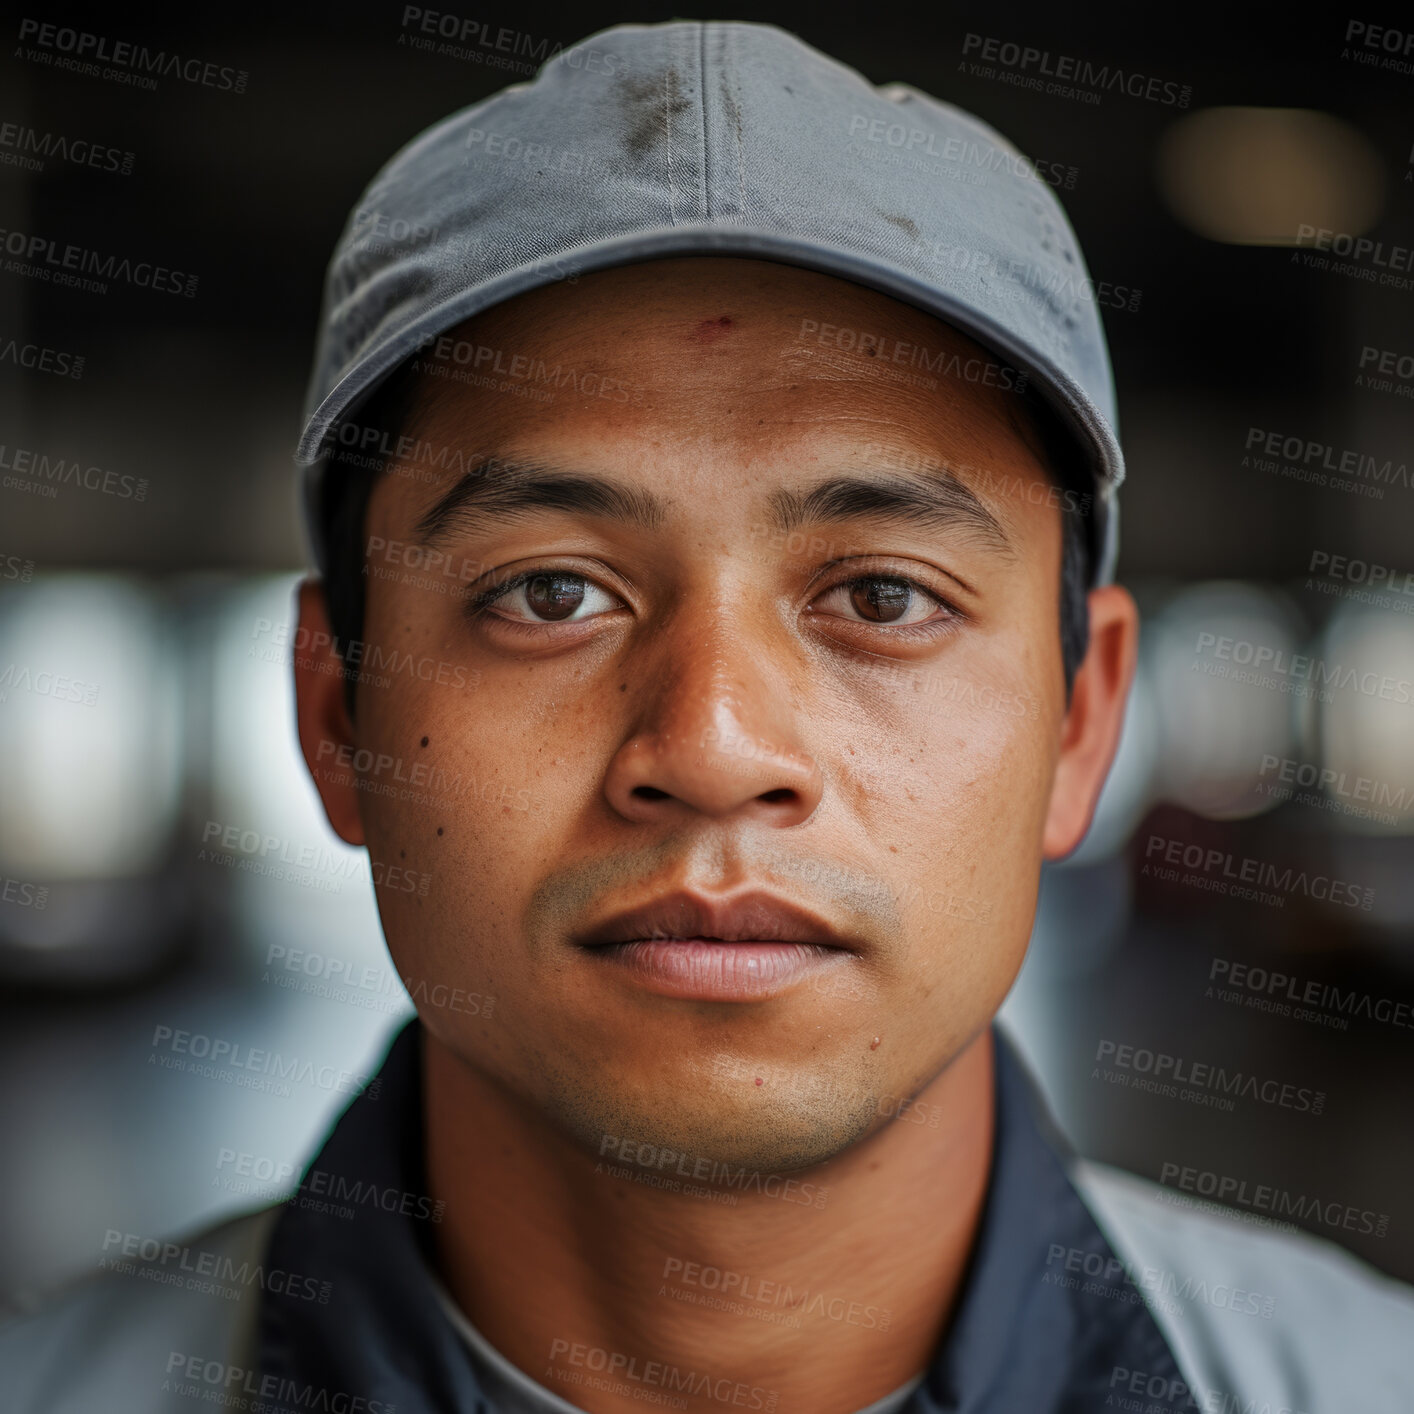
[2,1,1412,1301]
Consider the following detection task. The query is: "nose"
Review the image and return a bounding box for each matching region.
[603,620,823,826]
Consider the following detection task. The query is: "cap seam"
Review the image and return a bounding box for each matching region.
[665,42,678,224]
[697,22,710,222]
[727,25,745,218]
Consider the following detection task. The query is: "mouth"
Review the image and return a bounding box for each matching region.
[574,890,860,1001]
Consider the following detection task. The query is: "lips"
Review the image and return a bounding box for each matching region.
[575,890,861,1001]
[575,890,859,952]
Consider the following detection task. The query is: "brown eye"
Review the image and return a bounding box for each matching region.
[477,570,623,626]
[849,577,914,623]
[524,573,586,621]
[809,573,953,630]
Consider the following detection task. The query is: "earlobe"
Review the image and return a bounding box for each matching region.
[1041,583,1140,860]
[292,577,366,847]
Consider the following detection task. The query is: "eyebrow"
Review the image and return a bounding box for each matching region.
[412,456,1012,554]
[769,473,1012,555]
[413,458,665,544]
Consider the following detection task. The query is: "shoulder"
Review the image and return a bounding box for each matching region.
[1070,1157,1414,1413]
[0,1204,282,1414]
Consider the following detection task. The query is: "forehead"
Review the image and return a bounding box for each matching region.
[369,255,1053,519]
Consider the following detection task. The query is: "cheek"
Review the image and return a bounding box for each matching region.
[352,664,520,939]
[840,638,1053,830]
[351,651,615,980]
[869,695,1052,983]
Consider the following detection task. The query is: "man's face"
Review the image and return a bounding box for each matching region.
[302,256,1124,1172]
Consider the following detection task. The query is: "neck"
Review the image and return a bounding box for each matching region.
[423,1029,997,1414]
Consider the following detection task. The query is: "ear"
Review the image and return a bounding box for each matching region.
[292,577,365,846]
[1042,583,1139,859]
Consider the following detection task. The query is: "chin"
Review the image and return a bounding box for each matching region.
[536,1052,884,1178]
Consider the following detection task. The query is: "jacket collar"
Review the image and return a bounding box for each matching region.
[257,1021,1181,1412]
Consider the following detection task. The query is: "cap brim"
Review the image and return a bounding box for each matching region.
[299,227,1122,584]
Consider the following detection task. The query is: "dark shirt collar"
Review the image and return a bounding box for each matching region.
[258,1021,1181,1413]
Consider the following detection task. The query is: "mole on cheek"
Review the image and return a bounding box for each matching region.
[692,315,735,343]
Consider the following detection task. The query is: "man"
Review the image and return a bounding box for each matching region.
[5,19,1412,1414]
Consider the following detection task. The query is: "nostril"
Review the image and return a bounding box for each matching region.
[759,788,796,804]
[632,785,671,800]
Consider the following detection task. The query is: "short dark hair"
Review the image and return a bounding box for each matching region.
[316,358,430,720]
[316,363,1093,719]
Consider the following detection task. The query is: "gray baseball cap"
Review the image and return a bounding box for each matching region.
[297,19,1123,583]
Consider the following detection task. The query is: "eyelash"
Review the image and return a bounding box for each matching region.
[806,575,962,642]
[466,566,964,639]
